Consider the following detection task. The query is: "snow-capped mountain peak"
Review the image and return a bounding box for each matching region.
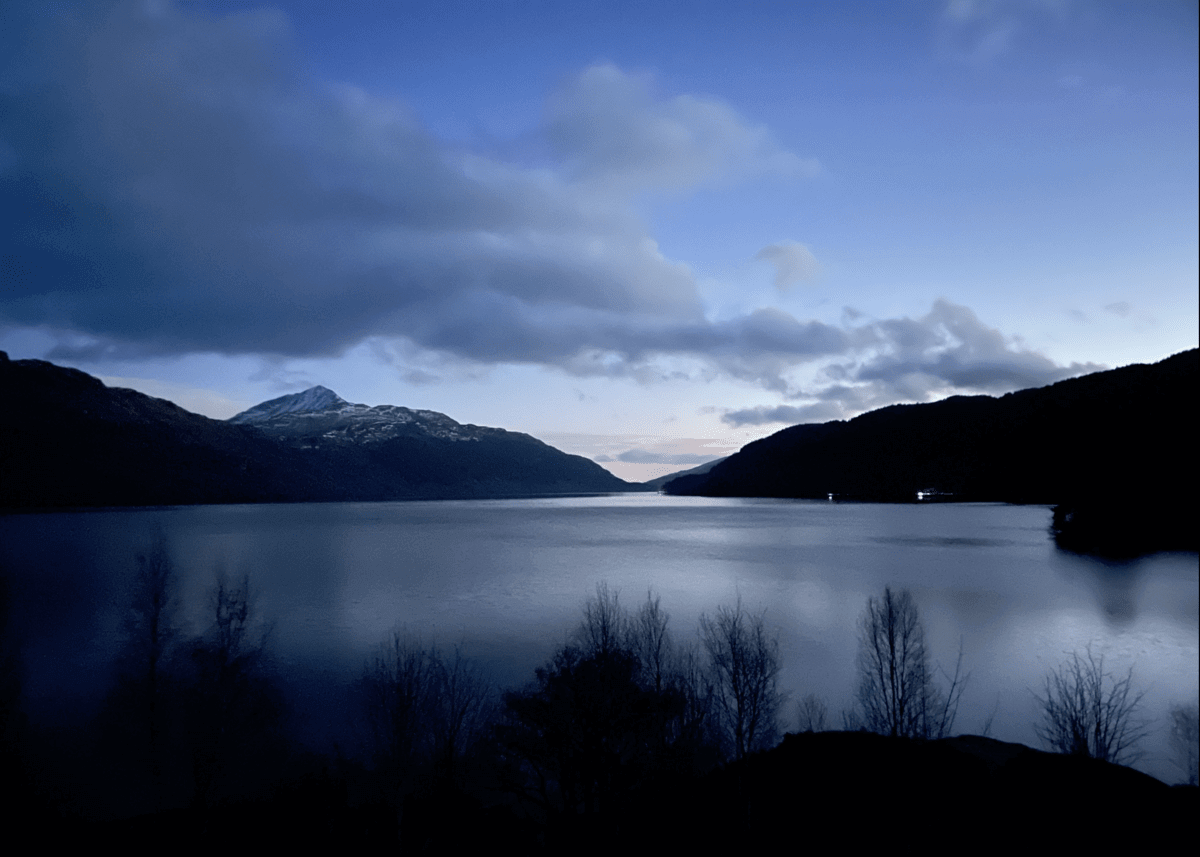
[226,386,488,445]
[228,385,350,424]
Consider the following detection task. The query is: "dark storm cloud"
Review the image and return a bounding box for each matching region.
[0,1,815,370]
[1,3,1093,409]
[720,299,1104,428]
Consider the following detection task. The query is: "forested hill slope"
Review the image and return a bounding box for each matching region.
[0,353,635,508]
[664,349,1196,553]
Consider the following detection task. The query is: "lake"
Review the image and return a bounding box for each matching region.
[1,494,1196,785]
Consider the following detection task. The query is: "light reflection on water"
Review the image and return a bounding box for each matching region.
[1,495,1196,783]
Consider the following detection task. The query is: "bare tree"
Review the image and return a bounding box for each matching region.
[575,582,627,659]
[361,631,493,797]
[129,535,178,693]
[700,596,782,760]
[628,590,672,693]
[429,644,493,784]
[124,534,180,786]
[670,641,719,763]
[796,693,828,733]
[856,586,963,739]
[1168,702,1199,786]
[362,631,439,775]
[188,571,280,805]
[1033,645,1147,766]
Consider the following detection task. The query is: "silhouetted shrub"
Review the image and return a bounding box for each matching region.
[1034,645,1146,765]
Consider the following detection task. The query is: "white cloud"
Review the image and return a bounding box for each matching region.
[546,64,819,197]
[721,298,1104,427]
[755,241,820,289]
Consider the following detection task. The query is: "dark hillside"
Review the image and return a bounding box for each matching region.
[669,350,1195,503]
[0,353,327,507]
[665,350,1196,554]
[666,731,1194,851]
[0,352,634,508]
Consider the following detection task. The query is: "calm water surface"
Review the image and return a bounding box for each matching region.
[1,494,1196,783]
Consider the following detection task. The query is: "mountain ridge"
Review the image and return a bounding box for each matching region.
[664,348,1197,555]
[0,353,640,508]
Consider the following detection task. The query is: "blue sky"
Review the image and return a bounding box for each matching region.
[2,0,1196,481]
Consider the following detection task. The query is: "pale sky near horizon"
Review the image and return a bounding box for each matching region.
[2,1,1196,481]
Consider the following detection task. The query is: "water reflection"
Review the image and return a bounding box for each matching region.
[0,496,1195,785]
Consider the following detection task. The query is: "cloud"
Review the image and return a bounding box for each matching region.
[858,299,1103,391]
[1104,301,1132,318]
[721,298,1103,427]
[547,64,819,196]
[614,449,722,465]
[1,2,827,380]
[0,3,1094,417]
[938,0,1066,65]
[721,403,842,428]
[755,242,819,289]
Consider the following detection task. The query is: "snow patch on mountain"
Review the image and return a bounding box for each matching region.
[228,386,350,424]
[227,385,494,444]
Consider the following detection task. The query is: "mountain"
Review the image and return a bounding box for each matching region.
[229,385,350,422]
[640,456,729,492]
[229,387,511,446]
[665,349,1197,555]
[226,383,644,499]
[0,352,637,508]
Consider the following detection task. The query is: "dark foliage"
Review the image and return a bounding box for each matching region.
[496,586,722,845]
[1051,497,1197,557]
[500,646,685,824]
[93,559,285,813]
[184,574,285,807]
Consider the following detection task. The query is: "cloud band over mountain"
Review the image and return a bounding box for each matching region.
[1,1,1099,416]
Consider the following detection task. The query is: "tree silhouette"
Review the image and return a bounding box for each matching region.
[125,534,179,787]
[699,596,782,760]
[1168,702,1199,786]
[361,632,492,796]
[856,587,962,739]
[94,534,189,810]
[428,644,493,785]
[796,693,829,733]
[501,644,676,827]
[574,582,627,659]
[628,590,671,693]
[1034,646,1146,766]
[498,586,715,834]
[186,572,282,805]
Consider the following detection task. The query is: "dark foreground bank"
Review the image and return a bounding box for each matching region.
[19,731,1193,853]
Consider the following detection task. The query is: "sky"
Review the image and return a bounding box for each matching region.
[2,0,1196,482]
